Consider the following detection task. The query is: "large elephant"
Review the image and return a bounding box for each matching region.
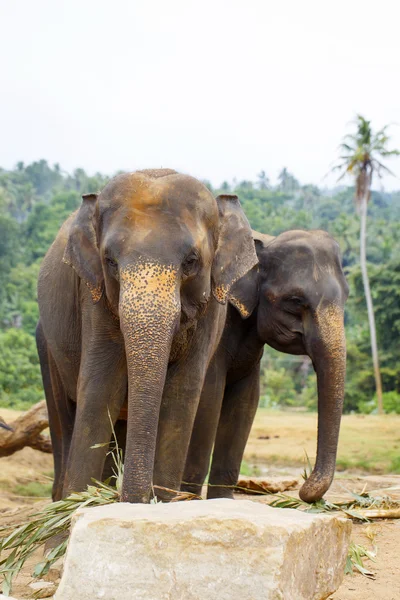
[36,171,258,503]
[183,229,349,503]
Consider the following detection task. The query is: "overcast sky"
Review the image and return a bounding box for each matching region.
[1,0,400,189]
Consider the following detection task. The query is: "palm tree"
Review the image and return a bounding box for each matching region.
[257,170,270,190]
[278,167,299,193]
[334,115,399,414]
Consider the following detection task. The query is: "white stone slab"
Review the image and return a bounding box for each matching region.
[55,499,351,600]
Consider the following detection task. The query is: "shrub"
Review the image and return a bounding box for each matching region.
[0,328,43,408]
[358,391,400,414]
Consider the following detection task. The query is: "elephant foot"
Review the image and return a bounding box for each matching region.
[180,481,204,497]
[152,482,202,502]
[207,484,235,500]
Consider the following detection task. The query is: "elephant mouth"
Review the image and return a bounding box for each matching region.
[266,330,305,354]
[118,403,129,421]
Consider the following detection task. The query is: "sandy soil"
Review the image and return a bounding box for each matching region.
[330,520,400,600]
[1,408,399,599]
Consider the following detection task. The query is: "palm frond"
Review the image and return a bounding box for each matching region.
[0,479,120,594]
[339,142,357,154]
[377,149,400,157]
[331,115,399,191]
[345,542,376,579]
[372,160,398,178]
[301,451,313,481]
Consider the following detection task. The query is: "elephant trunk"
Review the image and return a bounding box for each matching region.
[119,262,180,503]
[299,302,346,503]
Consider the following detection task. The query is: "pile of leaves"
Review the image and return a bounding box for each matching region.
[269,487,400,521]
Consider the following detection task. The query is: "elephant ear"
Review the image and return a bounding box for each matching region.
[62,193,104,303]
[252,230,276,254]
[212,194,259,318]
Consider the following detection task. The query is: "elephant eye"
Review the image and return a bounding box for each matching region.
[105,257,118,269]
[283,295,306,312]
[182,253,200,277]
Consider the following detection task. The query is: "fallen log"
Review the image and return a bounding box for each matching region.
[0,401,52,457]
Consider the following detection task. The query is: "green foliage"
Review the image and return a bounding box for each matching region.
[390,456,400,473]
[13,481,53,498]
[0,327,43,408]
[299,374,318,410]
[2,261,41,333]
[0,162,109,410]
[239,461,261,477]
[260,368,298,407]
[0,213,21,314]
[358,391,400,415]
[23,192,81,262]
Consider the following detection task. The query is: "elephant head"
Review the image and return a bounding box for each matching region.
[250,229,349,502]
[62,170,257,502]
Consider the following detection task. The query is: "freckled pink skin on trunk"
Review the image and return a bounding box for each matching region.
[119,260,180,503]
[299,302,346,503]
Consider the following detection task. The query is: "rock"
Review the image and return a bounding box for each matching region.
[29,580,56,598]
[55,499,351,600]
[42,565,62,583]
[0,595,19,600]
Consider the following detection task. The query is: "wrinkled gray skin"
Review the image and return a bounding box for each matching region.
[36,170,258,504]
[183,229,349,503]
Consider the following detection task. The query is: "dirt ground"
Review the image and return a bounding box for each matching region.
[1,408,400,599]
[330,520,400,600]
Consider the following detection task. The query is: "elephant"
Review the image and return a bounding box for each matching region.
[0,417,12,431]
[182,228,349,503]
[36,170,258,503]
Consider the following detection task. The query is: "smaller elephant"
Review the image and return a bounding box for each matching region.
[183,229,349,503]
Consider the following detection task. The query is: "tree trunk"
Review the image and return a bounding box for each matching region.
[0,401,52,457]
[359,193,384,414]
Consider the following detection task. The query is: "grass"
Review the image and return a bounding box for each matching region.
[239,461,261,477]
[390,456,400,474]
[244,409,400,474]
[13,482,53,498]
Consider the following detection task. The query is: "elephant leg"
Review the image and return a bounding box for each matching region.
[153,302,226,500]
[49,354,76,501]
[208,364,260,499]
[62,339,127,498]
[36,322,73,501]
[181,355,227,496]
